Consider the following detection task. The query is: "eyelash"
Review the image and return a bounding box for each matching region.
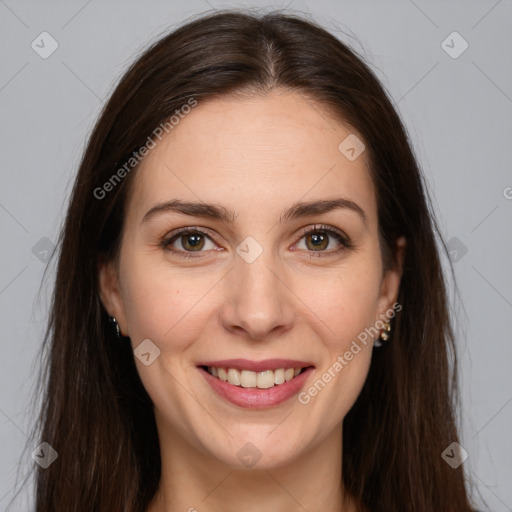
[160,224,353,259]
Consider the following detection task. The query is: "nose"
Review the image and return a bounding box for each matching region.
[220,252,295,341]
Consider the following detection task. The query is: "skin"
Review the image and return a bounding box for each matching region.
[99,89,406,512]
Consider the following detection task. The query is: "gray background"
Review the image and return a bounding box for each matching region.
[1,0,511,510]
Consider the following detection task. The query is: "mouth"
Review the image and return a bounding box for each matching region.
[196,359,315,409]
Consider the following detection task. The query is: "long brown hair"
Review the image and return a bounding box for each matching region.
[16,9,482,511]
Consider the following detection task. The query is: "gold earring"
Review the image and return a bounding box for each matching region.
[374,322,391,348]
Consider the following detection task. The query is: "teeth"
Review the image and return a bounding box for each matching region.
[227,368,241,386]
[256,370,274,389]
[206,366,306,389]
[274,368,285,385]
[240,370,256,388]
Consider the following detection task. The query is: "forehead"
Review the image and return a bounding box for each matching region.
[127,90,376,226]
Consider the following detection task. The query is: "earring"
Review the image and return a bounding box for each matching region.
[374,321,391,348]
[109,316,121,338]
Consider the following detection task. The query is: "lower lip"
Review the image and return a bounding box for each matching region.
[198,366,314,409]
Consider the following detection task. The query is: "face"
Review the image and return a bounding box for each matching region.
[100,89,404,470]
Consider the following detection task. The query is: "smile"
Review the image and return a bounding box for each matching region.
[196,359,315,409]
[202,365,308,389]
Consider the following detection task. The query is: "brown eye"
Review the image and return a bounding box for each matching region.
[295,225,353,257]
[305,232,329,251]
[178,233,205,251]
[162,228,217,257]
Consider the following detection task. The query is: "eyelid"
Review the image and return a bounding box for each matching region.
[165,225,218,243]
[294,224,350,245]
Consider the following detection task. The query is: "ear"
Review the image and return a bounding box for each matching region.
[375,236,406,321]
[98,258,129,337]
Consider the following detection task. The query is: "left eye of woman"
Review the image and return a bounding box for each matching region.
[295,225,352,255]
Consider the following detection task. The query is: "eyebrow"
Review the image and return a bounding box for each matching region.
[141,197,367,227]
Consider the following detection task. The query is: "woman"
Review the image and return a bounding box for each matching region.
[26,9,481,512]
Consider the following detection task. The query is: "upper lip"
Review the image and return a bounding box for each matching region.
[197,359,314,372]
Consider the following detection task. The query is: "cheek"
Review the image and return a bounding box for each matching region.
[295,255,381,402]
[119,249,219,350]
[303,261,382,341]
[296,271,379,429]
